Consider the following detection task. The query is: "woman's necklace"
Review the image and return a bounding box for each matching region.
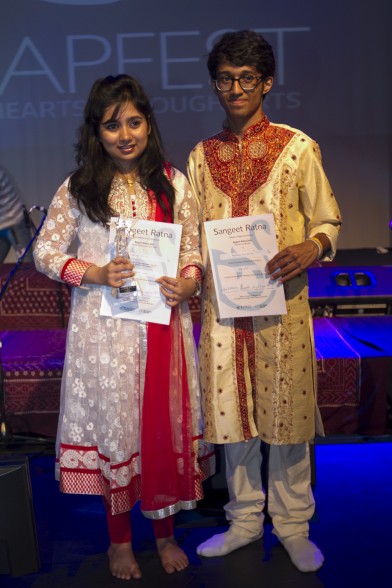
[117,172,138,217]
[118,171,138,187]
[125,175,135,186]
[124,174,137,187]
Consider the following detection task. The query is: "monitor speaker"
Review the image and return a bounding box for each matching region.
[0,457,40,576]
[308,265,392,316]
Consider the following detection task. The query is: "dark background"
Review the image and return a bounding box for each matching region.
[1,0,391,251]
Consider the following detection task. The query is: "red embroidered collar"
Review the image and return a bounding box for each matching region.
[221,114,270,140]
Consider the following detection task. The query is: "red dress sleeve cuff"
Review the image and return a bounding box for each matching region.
[61,258,93,287]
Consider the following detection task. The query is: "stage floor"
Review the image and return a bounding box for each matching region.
[1,438,392,587]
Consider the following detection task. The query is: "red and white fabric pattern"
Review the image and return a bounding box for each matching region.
[61,258,93,286]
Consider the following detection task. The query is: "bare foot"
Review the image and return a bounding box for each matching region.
[108,542,142,580]
[156,536,189,574]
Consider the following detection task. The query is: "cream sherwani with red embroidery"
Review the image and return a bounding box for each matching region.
[187,115,342,446]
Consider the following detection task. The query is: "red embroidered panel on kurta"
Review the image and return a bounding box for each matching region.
[203,116,294,218]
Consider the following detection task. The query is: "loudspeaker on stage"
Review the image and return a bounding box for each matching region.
[0,457,40,576]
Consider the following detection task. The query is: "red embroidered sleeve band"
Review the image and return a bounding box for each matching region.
[61,258,93,287]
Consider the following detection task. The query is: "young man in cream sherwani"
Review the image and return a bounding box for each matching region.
[187,29,342,573]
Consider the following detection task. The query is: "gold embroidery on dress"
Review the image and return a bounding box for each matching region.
[234,316,256,439]
[247,140,267,159]
[109,177,151,220]
[218,142,236,163]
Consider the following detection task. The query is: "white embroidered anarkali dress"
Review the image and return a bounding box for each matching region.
[34,168,214,517]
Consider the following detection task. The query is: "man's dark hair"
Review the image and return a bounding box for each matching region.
[207,30,275,80]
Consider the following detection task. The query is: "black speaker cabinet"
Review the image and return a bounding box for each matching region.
[0,457,40,576]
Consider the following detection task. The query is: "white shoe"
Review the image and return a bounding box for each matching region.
[281,536,324,572]
[197,527,263,557]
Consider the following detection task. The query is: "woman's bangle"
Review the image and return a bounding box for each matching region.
[181,265,202,295]
[185,276,201,296]
[306,237,323,260]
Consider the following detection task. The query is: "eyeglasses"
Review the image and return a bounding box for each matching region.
[213,74,263,93]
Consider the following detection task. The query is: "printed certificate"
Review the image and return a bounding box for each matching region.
[204,214,287,319]
[100,218,182,325]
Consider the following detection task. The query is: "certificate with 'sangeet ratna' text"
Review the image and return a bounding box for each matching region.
[204,215,287,319]
[100,218,182,325]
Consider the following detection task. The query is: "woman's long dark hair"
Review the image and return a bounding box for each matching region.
[69,74,175,224]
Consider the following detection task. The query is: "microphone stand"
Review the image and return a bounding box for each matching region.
[0,212,47,444]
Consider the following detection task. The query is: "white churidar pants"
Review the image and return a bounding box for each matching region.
[224,438,315,540]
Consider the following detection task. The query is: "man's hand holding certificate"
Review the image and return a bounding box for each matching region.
[204,214,287,319]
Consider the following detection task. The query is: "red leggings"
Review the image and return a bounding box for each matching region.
[103,499,174,543]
